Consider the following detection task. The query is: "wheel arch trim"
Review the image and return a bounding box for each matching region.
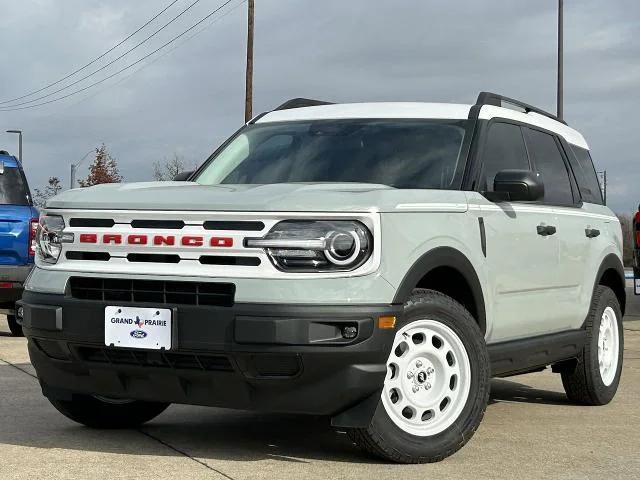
[392,246,487,334]
[593,253,626,316]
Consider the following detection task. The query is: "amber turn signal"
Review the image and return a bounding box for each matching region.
[378,315,396,329]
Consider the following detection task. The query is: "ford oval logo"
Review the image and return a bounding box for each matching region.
[130,330,147,339]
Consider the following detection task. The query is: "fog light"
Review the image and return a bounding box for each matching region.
[17,306,24,319]
[342,325,358,339]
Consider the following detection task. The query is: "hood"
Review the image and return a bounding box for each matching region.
[46,182,468,213]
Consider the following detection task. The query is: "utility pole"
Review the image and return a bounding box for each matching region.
[244,0,255,123]
[6,130,22,163]
[557,0,564,121]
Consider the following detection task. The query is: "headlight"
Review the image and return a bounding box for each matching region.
[245,220,373,272]
[36,215,73,264]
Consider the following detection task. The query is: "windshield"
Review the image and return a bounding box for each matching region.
[0,166,31,206]
[194,119,469,189]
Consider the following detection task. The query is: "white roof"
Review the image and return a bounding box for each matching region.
[478,105,588,149]
[257,101,589,149]
[258,102,473,122]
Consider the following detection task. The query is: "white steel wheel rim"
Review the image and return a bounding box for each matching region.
[598,306,619,387]
[381,319,472,437]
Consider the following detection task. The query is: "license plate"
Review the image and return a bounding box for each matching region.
[635,278,640,296]
[105,306,172,350]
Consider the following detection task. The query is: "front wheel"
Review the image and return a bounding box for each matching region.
[48,394,170,429]
[7,315,23,337]
[348,289,490,463]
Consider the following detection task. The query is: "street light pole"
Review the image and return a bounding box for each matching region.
[244,0,255,123]
[557,0,564,121]
[6,130,22,163]
[70,164,77,190]
[70,149,95,189]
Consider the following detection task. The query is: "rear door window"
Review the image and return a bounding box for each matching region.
[481,122,530,191]
[523,128,574,205]
[0,166,30,205]
[567,145,603,205]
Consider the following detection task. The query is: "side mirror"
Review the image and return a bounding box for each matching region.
[488,169,544,202]
[173,170,194,181]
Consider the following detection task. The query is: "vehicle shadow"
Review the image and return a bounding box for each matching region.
[489,378,571,406]
[0,365,572,465]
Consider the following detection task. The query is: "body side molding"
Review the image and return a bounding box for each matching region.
[488,329,587,377]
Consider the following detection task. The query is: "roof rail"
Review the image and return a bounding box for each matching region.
[476,91,567,125]
[274,98,333,111]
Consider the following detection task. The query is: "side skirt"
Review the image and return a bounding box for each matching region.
[488,329,587,378]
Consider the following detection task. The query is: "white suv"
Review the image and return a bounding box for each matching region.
[19,92,625,463]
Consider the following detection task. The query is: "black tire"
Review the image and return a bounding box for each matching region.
[561,286,624,405]
[48,394,170,428]
[348,289,490,464]
[7,315,23,337]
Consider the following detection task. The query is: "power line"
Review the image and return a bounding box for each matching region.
[40,0,247,116]
[1,0,204,108]
[0,0,235,112]
[0,0,179,105]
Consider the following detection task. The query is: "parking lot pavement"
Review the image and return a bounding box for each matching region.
[1,317,639,480]
[626,282,640,319]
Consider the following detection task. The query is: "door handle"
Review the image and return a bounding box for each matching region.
[537,225,557,236]
[585,228,600,238]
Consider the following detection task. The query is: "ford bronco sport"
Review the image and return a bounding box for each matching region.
[0,150,37,336]
[18,92,626,463]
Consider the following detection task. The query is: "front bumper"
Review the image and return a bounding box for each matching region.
[20,291,401,422]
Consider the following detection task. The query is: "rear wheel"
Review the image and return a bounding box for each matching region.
[348,289,490,463]
[48,394,170,428]
[561,286,623,405]
[7,315,23,337]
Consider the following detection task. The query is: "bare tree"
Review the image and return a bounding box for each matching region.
[153,153,186,181]
[33,176,63,208]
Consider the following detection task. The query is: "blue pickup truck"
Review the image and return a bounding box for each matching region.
[0,150,38,336]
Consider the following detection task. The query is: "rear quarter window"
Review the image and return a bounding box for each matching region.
[523,128,574,205]
[0,166,31,205]
[566,145,603,205]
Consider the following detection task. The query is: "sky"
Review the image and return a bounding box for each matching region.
[0,0,638,213]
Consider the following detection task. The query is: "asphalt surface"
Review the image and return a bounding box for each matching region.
[626,279,640,316]
[1,290,639,480]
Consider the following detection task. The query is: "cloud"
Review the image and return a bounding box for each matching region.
[0,0,638,213]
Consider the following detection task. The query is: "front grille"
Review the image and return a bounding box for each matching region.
[127,253,181,264]
[69,277,235,306]
[131,219,185,229]
[203,220,265,231]
[69,218,115,228]
[74,345,233,372]
[66,251,111,261]
[199,255,261,266]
